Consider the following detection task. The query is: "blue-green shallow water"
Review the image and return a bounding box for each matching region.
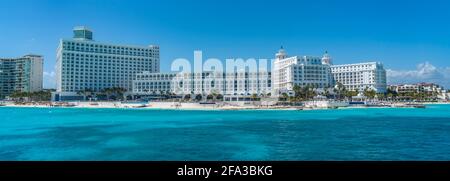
[1,105,450,160]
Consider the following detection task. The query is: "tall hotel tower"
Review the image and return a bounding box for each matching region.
[0,55,43,99]
[53,26,159,101]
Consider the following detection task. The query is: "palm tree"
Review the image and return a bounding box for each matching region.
[281,93,289,101]
[376,93,386,101]
[345,91,358,99]
[292,85,303,100]
[108,87,126,100]
[334,82,347,100]
[10,91,29,102]
[30,91,51,101]
[183,94,191,101]
[216,94,223,101]
[77,88,94,101]
[115,87,127,100]
[206,94,214,101]
[195,94,202,102]
[100,87,126,100]
[100,88,111,100]
[306,85,317,100]
[251,93,258,101]
[386,88,397,101]
[210,89,219,102]
[363,87,376,99]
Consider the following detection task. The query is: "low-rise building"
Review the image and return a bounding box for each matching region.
[132,71,272,99]
[388,82,445,96]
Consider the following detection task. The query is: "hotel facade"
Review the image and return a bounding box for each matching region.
[51,28,388,101]
[53,26,160,101]
[0,55,43,99]
[133,48,388,99]
[272,48,334,95]
[132,71,272,98]
[331,62,387,93]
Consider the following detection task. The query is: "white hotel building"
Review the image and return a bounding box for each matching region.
[272,48,334,95]
[53,26,159,101]
[132,71,272,98]
[331,62,387,93]
[132,48,387,99]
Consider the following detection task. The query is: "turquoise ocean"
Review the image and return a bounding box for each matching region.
[1,105,450,160]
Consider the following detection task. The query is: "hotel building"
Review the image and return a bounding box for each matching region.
[272,48,334,95]
[53,26,160,101]
[132,72,175,96]
[0,55,43,99]
[388,83,444,95]
[132,71,272,99]
[331,62,387,93]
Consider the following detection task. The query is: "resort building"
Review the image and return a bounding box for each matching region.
[132,71,272,99]
[331,62,387,93]
[272,48,334,95]
[388,83,444,95]
[132,72,176,96]
[53,26,160,101]
[388,84,420,94]
[0,55,43,99]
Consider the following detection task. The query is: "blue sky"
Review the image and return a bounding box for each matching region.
[1,0,449,88]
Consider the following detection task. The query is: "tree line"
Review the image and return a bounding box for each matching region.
[9,90,52,102]
[77,87,127,101]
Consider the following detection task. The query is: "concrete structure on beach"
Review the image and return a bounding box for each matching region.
[0,55,43,98]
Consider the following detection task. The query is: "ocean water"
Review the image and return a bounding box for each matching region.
[0,105,450,161]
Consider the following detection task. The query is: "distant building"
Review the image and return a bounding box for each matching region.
[388,82,444,95]
[331,62,387,93]
[388,84,420,94]
[53,26,160,101]
[272,48,334,95]
[0,55,43,99]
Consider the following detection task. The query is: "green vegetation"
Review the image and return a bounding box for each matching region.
[291,85,317,101]
[363,87,376,99]
[76,88,95,100]
[333,82,347,100]
[345,91,358,99]
[100,87,127,100]
[9,90,52,102]
[195,94,202,101]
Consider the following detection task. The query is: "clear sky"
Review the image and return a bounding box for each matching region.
[1,0,449,88]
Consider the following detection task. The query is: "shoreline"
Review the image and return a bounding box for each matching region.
[1,101,448,111]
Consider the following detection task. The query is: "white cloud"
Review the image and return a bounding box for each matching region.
[387,62,450,88]
[43,71,56,89]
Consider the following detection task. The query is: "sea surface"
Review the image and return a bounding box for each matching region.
[1,105,450,160]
